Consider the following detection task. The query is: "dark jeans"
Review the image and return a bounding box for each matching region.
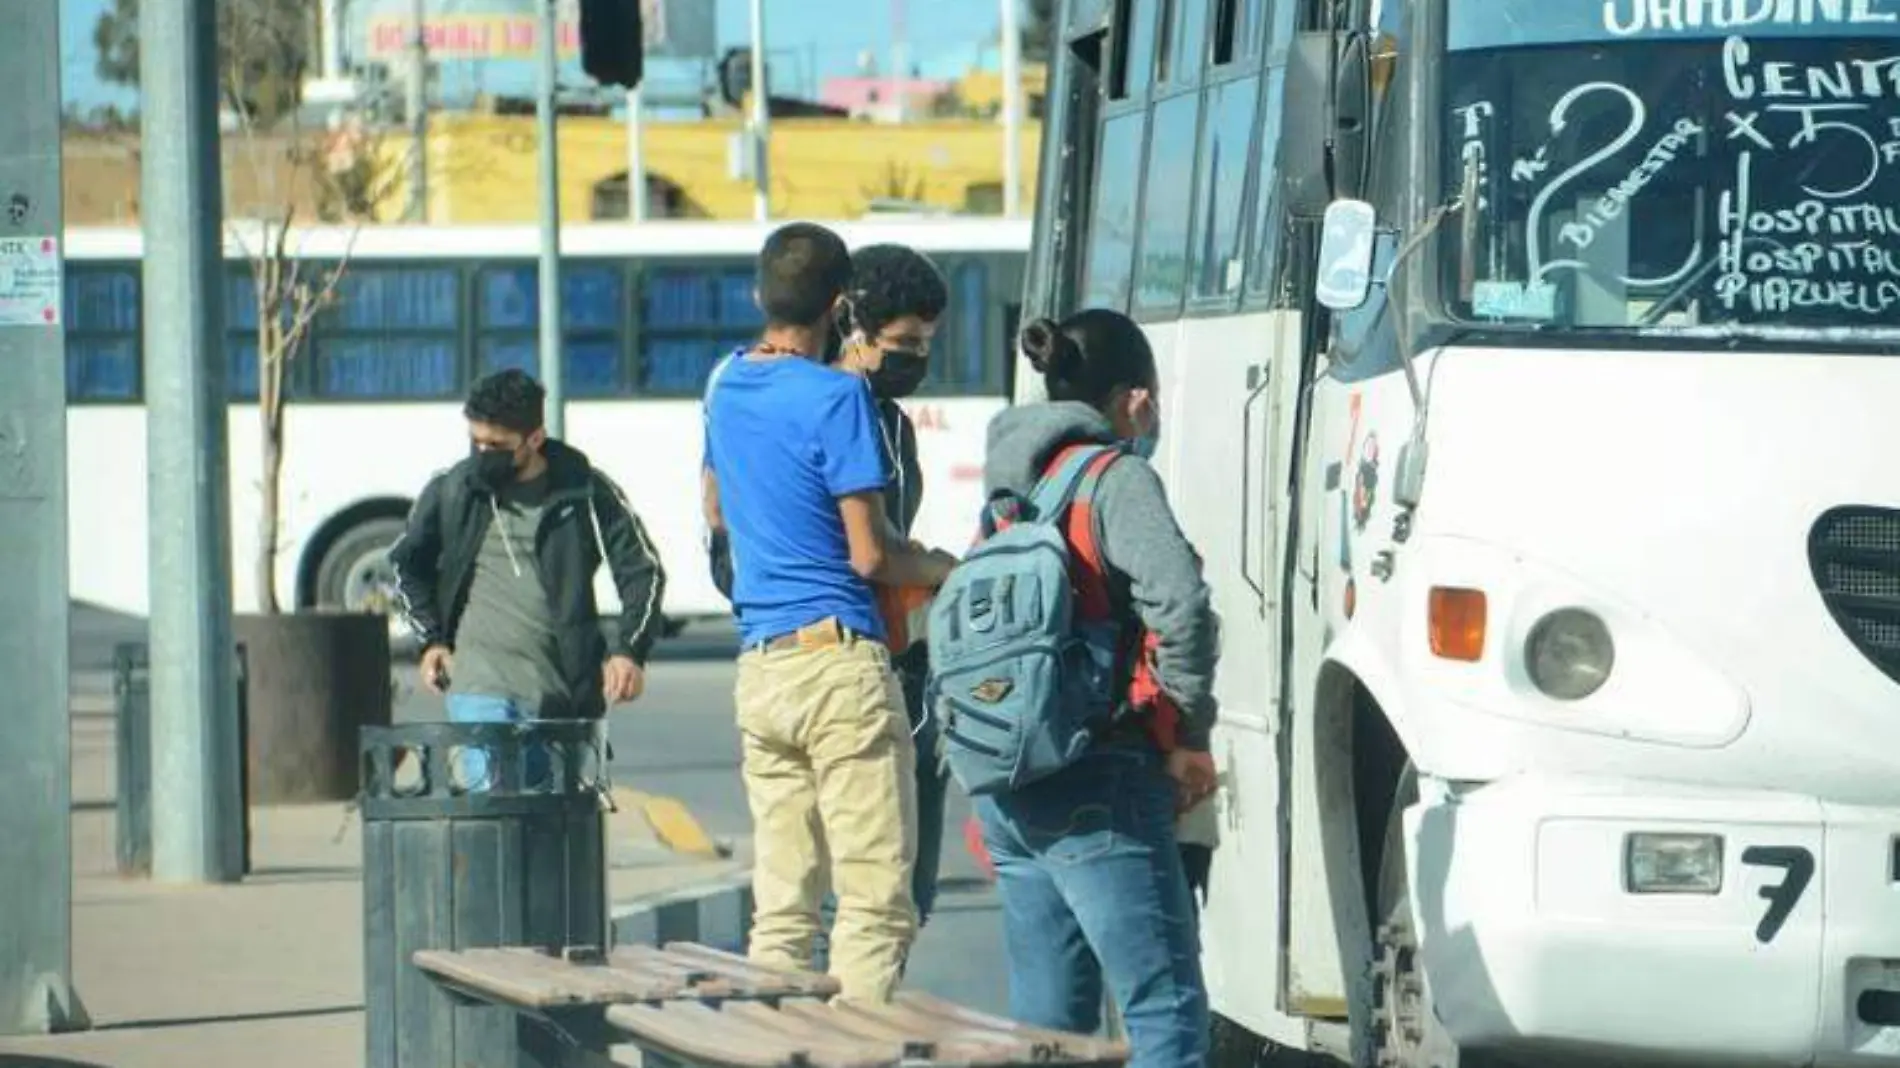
[976,745,1208,1068]
[814,648,950,957]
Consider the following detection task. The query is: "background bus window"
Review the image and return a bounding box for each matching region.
[476,264,626,396]
[638,265,764,396]
[226,269,263,401]
[1081,113,1148,311]
[315,266,460,399]
[1188,73,1261,302]
[921,259,992,394]
[64,265,140,402]
[1244,67,1290,300]
[1133,91,1201,316]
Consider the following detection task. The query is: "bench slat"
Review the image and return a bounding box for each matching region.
[890,991,1129,1062]
[413,945,840,1010]
[607,1001,889,1068]
[414,948,663,1009]
[829,1000,1029,1065]
[660,941,839,998]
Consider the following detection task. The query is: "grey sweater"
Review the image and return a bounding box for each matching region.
[983,401,1221,749]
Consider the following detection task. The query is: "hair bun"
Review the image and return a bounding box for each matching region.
[1019,318,1073,375]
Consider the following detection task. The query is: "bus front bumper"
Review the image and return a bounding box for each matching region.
[1415,775,1900,1066]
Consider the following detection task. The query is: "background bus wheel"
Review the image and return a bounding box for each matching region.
[314,516,415,657]
[1371,769,1485,1068]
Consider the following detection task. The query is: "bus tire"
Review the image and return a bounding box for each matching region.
[312,516,415,656]
[1370,769,1500,1068]
[1210,1012,1322,1067]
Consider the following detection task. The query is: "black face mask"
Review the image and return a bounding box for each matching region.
[866,350,929,399]
[472,446,519,490]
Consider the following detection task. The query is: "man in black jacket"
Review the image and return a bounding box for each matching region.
[390,370,666,785]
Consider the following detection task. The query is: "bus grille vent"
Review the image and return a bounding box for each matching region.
[1810,507,1900,686]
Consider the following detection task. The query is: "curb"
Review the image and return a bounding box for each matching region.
[611,870,753,955]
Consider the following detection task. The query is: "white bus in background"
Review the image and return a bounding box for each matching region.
[64,219,1029,644]
[1029,0,1900,1065]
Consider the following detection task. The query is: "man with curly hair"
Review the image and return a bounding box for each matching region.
[829,244,956,926]
[390,369,667,787]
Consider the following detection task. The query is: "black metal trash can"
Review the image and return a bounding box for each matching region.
[360,720,611,1068]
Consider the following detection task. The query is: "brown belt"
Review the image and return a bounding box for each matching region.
[753,617,862,654]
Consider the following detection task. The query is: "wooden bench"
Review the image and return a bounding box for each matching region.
[413,942,1130,1068]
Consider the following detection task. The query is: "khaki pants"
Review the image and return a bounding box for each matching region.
[735,633,918,1003]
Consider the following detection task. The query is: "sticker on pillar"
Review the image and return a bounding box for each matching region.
[0,235,61,328]
[1352,434,1380,532]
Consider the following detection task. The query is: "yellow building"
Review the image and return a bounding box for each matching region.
[402,112,1044,224]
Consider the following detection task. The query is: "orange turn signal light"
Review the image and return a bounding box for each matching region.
[1428,587,1487,662]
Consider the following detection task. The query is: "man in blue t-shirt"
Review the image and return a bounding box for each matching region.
[700,222,956,1005]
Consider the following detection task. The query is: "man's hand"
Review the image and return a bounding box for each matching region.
[420,645,454,696]
[602,655,646,705]
[1167,748,1218,815]
[921,548,959,588]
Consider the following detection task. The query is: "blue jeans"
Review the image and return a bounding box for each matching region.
[976,745,1208,1068]
[445,694,551,791]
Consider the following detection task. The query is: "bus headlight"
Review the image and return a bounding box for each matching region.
[1524,608,1614,701]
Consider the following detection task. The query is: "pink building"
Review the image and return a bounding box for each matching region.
[819,76,951,121]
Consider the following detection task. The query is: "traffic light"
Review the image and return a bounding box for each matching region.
[578,0,646,90]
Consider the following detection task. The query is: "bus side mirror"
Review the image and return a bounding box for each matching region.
[1314,199,1377,311]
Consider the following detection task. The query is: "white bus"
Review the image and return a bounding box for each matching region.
[65,219,1029,642]
[1029,0,1900,1065]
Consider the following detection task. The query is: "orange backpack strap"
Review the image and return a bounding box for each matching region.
[1058,445,1122,621]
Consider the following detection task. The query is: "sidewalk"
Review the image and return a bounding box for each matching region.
[0,697,750,1068]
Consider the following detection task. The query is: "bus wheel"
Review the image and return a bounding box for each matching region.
[1371,769,1491,1068]
[313,516,415,657]
[1209,1013,1320,1067]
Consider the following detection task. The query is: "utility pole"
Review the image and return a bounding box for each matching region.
[0,0,87,1035]
[406,0,429,222]
[891,0,909,123]
[142,0,246,885]
[626,85,647,222]
[1001,0,1024,217]
[537,0,567,436]
[748,0,770,221]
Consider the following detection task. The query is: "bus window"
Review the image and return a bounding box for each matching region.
[1133,91,1202,317]
[1160,0,1210,86]
[1213,0,1269,64]
[1243,67,1290,300]
[1081,112,1148,310]
[1070,0,1112,35]
[316,337,458,398]
[638,265,764,397]
[1188,72,1260,302]
[314,266,461,398]
[937,260,991,392]
[1112,0,1164,100]
[64,266,140,402]
[476,264,626,396]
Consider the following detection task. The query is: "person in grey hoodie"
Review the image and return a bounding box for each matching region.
[975,310,1220,1068]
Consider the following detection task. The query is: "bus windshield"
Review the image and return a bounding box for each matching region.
[1437,0,1900,344]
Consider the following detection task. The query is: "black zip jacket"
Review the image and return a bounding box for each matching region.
[389,439,667,720]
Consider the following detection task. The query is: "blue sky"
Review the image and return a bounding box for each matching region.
[60,0,1009,111]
